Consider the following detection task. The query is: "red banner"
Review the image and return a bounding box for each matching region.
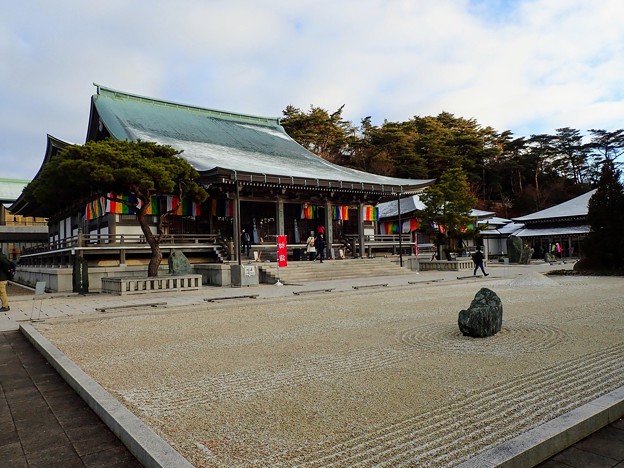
[277,235,288,267]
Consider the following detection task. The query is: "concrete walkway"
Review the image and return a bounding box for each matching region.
[1,260,622,467]
[0,330,141,467]
[538,417,624,467]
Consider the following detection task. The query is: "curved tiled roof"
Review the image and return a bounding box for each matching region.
[512,190,596,222]
[90,85,434,192]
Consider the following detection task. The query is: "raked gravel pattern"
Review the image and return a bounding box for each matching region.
[35,274,624,467]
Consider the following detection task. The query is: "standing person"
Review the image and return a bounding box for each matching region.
[315,232,325,263]
[241,229,251,257]
[0,248,11,311]
[305,231,316,261]
[472,246,488,277]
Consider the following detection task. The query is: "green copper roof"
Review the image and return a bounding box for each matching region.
[0,178,30,203]
[91,85,434,191]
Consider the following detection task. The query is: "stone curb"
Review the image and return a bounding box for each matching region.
[19,323,193,468]
[458,385,624,467]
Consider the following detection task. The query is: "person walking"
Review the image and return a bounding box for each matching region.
[472,246,488,277]
[241,229,251,257]
[0,248,11,311]
[315,232,325,263]
[305,231,316,261]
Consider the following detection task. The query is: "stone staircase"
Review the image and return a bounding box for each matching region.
[256,257,414,285]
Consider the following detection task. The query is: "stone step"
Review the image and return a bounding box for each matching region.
[257,257,414,284]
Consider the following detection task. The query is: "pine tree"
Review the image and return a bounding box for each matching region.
[580,160,624,271]
[23,139,207,276]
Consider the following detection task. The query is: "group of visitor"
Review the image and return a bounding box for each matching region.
[305,227,326,263]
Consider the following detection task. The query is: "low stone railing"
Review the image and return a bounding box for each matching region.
[417,259,476,271]
[101,274,202,295]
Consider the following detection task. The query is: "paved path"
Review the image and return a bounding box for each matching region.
[538,416,624,467]
[1,261,622,467]
[0,330,141,467]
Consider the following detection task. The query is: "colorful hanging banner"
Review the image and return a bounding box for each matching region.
[106,193,139,214]
[178,198,201,216]
[363,205,378,221]
[211,199,234,218]
[332,205,349,220]
[406,218,420,232]
[107,193,160,215]
[301,204,317,220]
[277,235,288,267]
[84,197,106,221]
[165,196,201,216]
[85,193,200,220]
[380,221,398,234]
[379,218,420,235]
[460,222,475,233]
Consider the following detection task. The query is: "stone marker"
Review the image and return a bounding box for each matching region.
[458,287,503,338]
[168,250,192,275]
[519,246,534,265]
[507,235,522,263]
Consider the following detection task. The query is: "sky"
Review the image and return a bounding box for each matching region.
[2,0,624,180]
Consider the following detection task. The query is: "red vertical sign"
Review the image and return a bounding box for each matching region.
[277,235,288,267]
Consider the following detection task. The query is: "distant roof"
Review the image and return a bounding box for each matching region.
[90,85,434,193]
[0,178,29,203]
[512,190,596,222]
[377,194,426,219]
[497,222,524,235]
[470,209,496,218]
[377,194,494,220]
[9,135,71,216]
[515,225,591,237]
[477,216,512,226]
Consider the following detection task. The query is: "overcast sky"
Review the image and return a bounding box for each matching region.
[2,0,623,180]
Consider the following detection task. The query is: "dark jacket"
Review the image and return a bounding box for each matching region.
[472,250,484,264]
[0,253,11,281]
[315,234,325,252]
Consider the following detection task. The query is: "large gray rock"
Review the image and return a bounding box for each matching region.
[168,250,192,276]
[458,288,503,338]
[507,235,523,263]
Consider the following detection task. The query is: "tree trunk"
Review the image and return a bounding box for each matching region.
[137,206,162,277]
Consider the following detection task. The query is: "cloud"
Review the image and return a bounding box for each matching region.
[2,0,624,179]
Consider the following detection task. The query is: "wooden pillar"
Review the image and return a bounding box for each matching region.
[325,200,333,257]
[358,202,365,258]
[276,199,285,235]
[208,197,214,235]
[234,181,241,265]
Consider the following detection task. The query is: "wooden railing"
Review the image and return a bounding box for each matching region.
[21,233,222,255]
[20,232,435,261]
[342,234,435,256]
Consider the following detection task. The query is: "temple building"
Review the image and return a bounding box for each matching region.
[511,189,595,258]
[10,85,434,291]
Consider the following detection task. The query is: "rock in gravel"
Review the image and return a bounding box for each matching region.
[458,288,503,338]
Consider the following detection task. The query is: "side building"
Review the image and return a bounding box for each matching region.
[511,189,596,259]
[0,178,48,261]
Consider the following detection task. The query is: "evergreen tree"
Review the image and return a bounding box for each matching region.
[420,167,477,258]
[23,139,208,277]
[281,105,354,166]
[581,159,624,271]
